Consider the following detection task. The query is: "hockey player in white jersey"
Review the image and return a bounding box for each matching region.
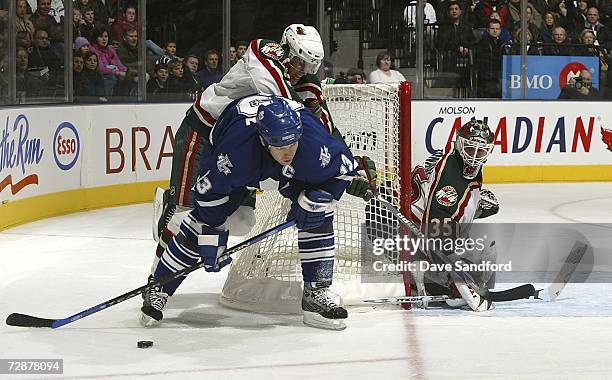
[150,24,375,279]
[410,119,499,311]
[141,95,357,330]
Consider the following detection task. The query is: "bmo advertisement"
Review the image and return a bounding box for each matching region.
[502,56,599,99]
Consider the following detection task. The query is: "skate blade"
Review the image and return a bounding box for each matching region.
[140,313,161,328]
[152,187,165,242]
[303,311,346,331]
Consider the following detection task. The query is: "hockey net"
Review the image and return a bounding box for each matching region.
[220,82,412,313]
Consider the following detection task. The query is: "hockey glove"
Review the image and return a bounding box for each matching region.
[346,156,377,201]
[292,189,334,230]
[475,188,499,219]
[197,225,231,272]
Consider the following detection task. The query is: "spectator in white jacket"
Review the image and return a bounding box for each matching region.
[369,51,407,83]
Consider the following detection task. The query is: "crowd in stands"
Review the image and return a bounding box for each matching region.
[5,0,612,103]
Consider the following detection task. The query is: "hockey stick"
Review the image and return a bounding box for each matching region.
[6,219,296,328]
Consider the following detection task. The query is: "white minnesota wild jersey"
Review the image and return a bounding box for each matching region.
[410,148,483,234]
[190,39,335,133]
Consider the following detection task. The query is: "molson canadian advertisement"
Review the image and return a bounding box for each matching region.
[412,101,612,181]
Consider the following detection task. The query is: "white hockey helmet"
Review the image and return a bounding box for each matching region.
[281,24,324,75]
[455,119,495,179]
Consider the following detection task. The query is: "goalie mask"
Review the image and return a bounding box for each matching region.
[455,120,494,179]
[281,24,324,75]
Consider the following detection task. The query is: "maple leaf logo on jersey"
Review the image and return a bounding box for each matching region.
[435,186,458,207]
[601,127,612,152]
[260,42,284,61]
[217,154,233,175]
[319,145,330,168]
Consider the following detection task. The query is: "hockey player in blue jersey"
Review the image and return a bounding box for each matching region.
[141,94,358,330]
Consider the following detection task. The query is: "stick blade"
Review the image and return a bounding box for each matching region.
[489,284,536,302]
[547,241,588,302]
[6,313,56,328]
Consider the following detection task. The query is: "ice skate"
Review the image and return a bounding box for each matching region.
[302,282,347,330]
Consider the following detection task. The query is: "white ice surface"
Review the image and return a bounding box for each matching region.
[1,183,612,379]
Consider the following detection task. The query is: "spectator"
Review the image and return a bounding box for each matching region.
[28,29,62,72]
[236,41,248,60]
[110,5,138,45]
[563,0,589,33]
[166,59,190,96]
[117,27,140,95]
[540,11,559,43]
[72,8,85,40]
[31,0,62,43]
[80,51,106,99]
[508,0,542,30]
[88,27,127,96]
[369,51,407,83]
[73,52,87,98]
[473,0,510,28]
[147,62,169,99]
[543,26,573,54]
[16,46,44,102]
[558,69,602,98]
[437,1,476,71]
[16,0,35,38]
[347,68,366,84]
[509,4,543,41]
[156,40,180,65]
[16,31,33,50]
[486,12,513,42]
[577,28,610,96]
[506,27,544,54]
[229,45,237,66]
[79,7,97,42]
[181,54,203,94]
[196,49,222,89]
[74,36,90,54]
[74,0,111,25]
[475,19,504,98]
[579,7,611,47]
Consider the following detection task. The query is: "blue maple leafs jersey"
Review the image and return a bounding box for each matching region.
[191,94,357,228]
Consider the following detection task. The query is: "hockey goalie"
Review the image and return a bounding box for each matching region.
[367,119,500,311]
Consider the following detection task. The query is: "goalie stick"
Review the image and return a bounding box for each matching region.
[363,284,537,305]
[6,219,296,328]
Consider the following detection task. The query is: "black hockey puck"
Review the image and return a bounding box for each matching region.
[137,340,154,349]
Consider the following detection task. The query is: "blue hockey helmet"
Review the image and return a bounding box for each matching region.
[255,97,303,147]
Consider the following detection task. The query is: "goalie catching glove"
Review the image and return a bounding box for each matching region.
[290,189,334,230]
[345,156,377,201]
[475,188,499,219]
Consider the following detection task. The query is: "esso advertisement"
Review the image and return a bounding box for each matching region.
[412,101,612,165]
[53,122,80,171]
